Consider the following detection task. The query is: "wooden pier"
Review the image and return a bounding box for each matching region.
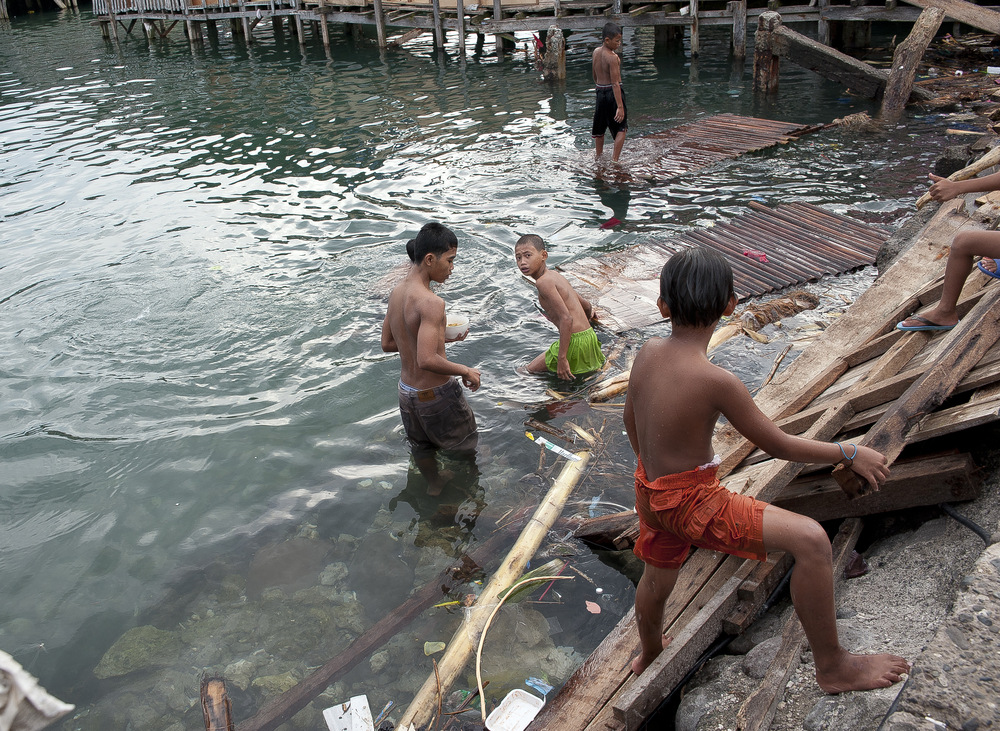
[91,0,936,60]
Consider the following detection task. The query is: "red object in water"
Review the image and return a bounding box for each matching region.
[743,249,768,263]
[533,33,544,50]
[600,217,621,229]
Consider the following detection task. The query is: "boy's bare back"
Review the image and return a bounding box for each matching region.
[627,335,743,479]
[535,269,592,333]
[592,45,621,86]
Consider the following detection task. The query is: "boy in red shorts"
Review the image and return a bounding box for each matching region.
[623,247,910,693]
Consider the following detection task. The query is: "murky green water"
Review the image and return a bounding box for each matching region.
[1,9,954,729]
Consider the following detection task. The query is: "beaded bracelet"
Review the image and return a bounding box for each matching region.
[836,441,858,466]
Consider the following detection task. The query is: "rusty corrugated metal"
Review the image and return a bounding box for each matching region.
[560,202,888,333]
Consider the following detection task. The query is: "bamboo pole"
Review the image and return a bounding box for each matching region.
[916,145,1000,209]
[397,450,591,730]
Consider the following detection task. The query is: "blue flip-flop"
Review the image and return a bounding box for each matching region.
[977,257,1000,280]
[896,315,956,332]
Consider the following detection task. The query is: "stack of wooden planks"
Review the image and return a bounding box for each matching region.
[527,192,1000,730]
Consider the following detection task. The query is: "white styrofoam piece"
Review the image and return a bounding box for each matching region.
[485,689,544,731]
[322,694,375,731]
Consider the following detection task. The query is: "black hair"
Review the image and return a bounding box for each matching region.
[602,22,622,39]
[514,234,545,252]
[408,222,458,263]
[659,248,735,328]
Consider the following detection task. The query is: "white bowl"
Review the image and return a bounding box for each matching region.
[445,313,470,340]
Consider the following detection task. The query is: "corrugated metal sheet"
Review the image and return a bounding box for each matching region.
[632,113,825,178]
[561,202,888,332]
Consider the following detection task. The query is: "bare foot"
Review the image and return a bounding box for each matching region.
[631,635,673,676]
[816,649,910,694]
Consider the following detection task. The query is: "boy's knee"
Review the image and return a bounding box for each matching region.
[793,517,832,561]
[952,230,982,255]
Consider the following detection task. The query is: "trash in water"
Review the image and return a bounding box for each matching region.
[323,694,375,731]
[424,641,446,655]
[525,676,554,697]
[484,689,544,731]
[525,432,581,462]
[585,600,601,614]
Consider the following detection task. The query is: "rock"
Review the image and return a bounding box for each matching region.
[319,561,349,586]
[93,625,184,679]
[252,670,299,695]
[225,659,256,691]
[742,636,782,679]
[933,144,972,178]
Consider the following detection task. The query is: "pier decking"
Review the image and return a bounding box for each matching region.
[90,0,929,57]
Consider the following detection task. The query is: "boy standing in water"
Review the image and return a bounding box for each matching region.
[592,22,627,162]
[515,234,605,380]
[897,169,1000,331]
[624,248,910,692]
[382,222,480,493]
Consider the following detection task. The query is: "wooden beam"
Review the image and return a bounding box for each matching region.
[201,677,234,731]
[879,6,945,123]
[900,0,1000,35]
[834,284,1000,497]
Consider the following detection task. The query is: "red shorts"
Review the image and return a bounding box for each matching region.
[633,457,767,570]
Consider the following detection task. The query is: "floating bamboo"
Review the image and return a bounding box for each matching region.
[398,450,591,730]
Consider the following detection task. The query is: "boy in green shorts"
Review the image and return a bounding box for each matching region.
[515,234,604,380]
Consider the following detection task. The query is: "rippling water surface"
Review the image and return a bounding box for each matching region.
[1,10,953,728]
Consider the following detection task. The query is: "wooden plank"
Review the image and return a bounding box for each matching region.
[734,518,862,731]
[900,0,1000,35]
[774,452,980,521]
[834,284,1000,497]
[525,550,725,730]
[612,558,755,730]
[724,551,793,635]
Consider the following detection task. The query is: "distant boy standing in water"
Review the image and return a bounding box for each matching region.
[624,248,910,692]
[382,222,480,493]
[592,22,627,162]
[515,234,605,380]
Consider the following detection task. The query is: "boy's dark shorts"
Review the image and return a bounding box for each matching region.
[398,378,478,457]
[592,85,628,140]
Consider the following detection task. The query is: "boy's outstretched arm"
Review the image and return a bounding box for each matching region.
[928,169,1000,201]
[718,370,888,491]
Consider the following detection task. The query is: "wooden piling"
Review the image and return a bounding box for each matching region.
[319,13,330,50]
[373,0,387,48]
[729,0,746,57]
[690,0,700,56]
[817,0,830,45]
[431,0,444,48]
[457,0,466,56]
[493,0,503,56]
[541,25,566,80]
[753,11,780,94]
[1,0,8,19]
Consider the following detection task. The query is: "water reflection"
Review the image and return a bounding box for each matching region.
[389,450,484,553]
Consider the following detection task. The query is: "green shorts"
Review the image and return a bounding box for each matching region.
[544,327,606,375]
